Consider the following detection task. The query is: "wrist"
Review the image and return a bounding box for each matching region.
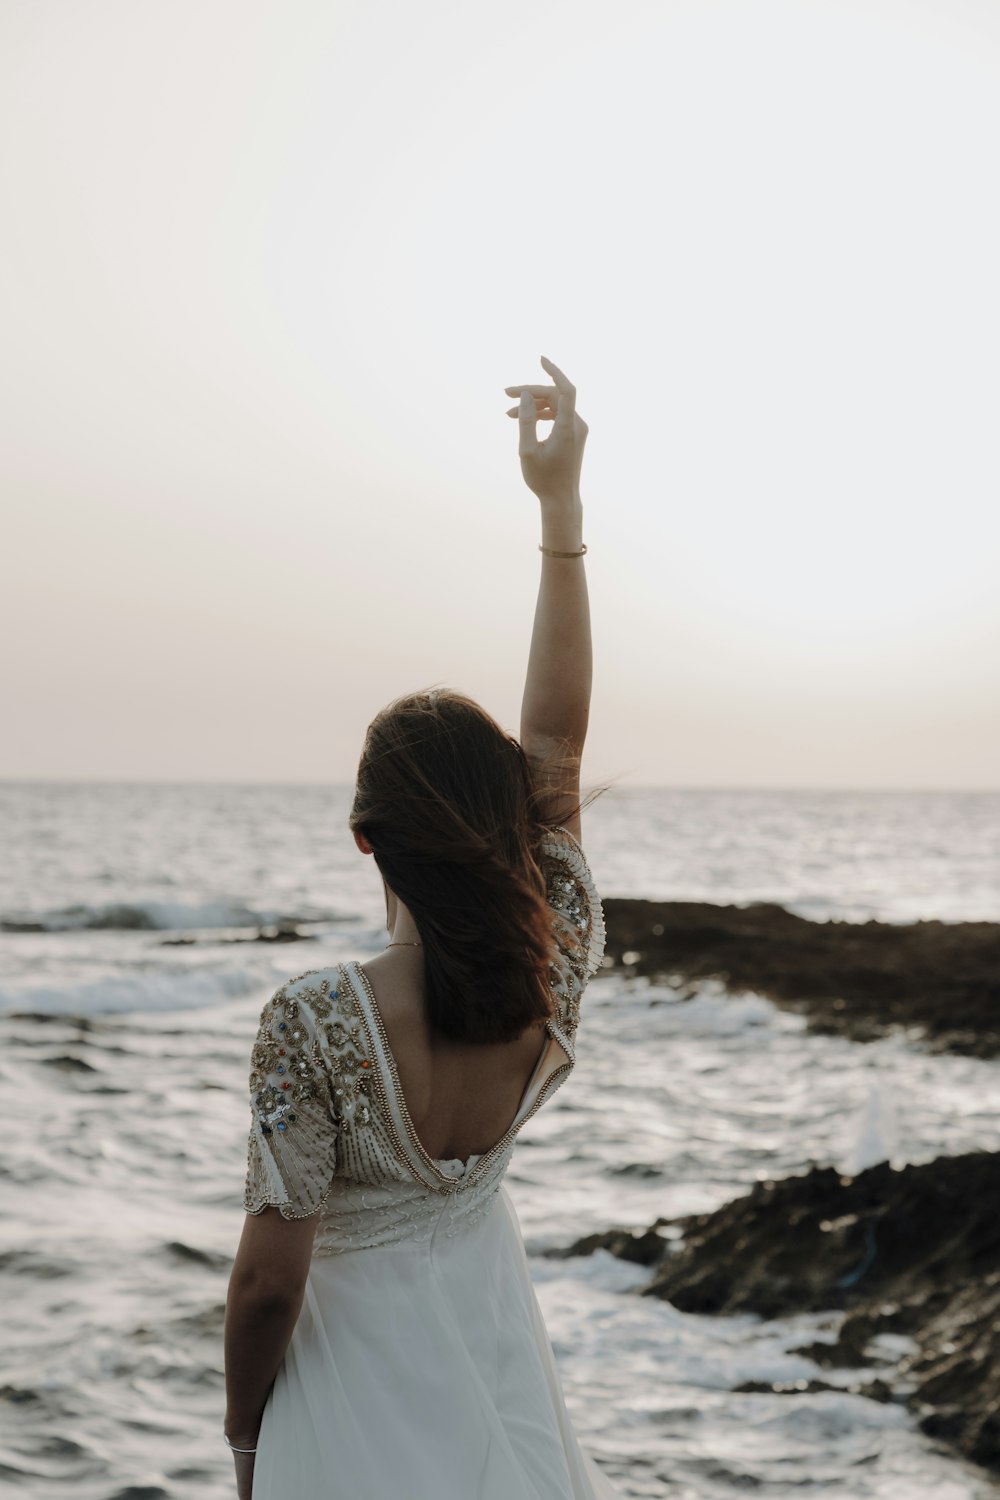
[539,494,583,551]
[224,1426,260,1448]
[537,487,582,512]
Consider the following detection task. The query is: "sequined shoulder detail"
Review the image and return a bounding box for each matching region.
[539,825,606,979]
[537,826,606,1049]
[295,964,378,1133]
[243,968,344,1220]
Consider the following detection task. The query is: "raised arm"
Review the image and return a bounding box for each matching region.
[505,356,591,842]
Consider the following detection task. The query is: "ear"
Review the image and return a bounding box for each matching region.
[353,828,374,856]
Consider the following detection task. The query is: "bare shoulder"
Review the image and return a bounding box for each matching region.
[355,953,429,1036]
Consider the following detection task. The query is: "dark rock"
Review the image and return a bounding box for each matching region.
[546,1225,669,1266]
[602,898,1000,1057]
[160,923,315,946]
[564,1152,1000,1475]
[222,923,315,945]
[732,1375,896,1403]
[643,1155,1000,1315]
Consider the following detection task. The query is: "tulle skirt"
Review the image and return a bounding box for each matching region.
[251,1182,621,1499]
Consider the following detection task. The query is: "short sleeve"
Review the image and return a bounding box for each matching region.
[538,825,606,1046]
[243,970,342,1220]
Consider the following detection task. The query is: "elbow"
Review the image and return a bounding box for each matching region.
[226,1270,303,1319]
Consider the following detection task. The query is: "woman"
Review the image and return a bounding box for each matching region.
[223,356,619,1498]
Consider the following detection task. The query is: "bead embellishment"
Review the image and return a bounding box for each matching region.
[243,829,604,1247]
[248,972,343,1141]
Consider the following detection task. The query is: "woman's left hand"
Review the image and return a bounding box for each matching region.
[231,1447,255,1499]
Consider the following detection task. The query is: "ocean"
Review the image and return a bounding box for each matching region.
[1,782,997,1498]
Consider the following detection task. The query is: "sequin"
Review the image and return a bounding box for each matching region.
[243,830,606,1243]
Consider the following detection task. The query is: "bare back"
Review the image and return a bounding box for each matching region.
[357,949,550,1162]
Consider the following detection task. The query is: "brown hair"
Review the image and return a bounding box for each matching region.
[348,689,557,1045]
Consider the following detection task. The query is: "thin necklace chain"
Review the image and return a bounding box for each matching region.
[386,940,423,948]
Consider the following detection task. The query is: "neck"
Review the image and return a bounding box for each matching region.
[383,884,422,946]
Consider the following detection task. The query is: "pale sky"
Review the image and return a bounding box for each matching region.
[2,0,998,789]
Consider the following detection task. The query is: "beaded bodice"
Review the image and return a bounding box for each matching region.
[242,826,605,1256]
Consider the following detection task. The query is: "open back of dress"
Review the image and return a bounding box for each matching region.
[242,826,619,1499]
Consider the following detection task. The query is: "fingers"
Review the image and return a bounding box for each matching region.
[507,388,555,420]
[505,359,576,433]
[517,388,538,456]
[540,355,573,393]
[507,395,555,418]
[541,355,576,432]
[505,357,574,399]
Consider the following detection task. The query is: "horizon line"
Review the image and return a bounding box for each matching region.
[0,777,996,795]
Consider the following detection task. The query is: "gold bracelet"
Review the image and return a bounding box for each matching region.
[539,543,587,558]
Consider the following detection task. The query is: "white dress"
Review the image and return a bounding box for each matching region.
[242,826,620,1499]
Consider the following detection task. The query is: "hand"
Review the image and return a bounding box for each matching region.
[231,1448,255,1500]
[505,356,588,506]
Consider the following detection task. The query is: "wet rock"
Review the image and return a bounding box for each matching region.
[732,1375,896,1403]
[161,923,315,946]
[602,898,1000,1057]
[224,923,315,944]
[546,1225,669,1266]
[643,1156,1000,1315]
[567,1152,1000,1475]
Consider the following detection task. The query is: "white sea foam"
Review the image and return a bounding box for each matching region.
[0,898,341,932]
[0,962,266,1015]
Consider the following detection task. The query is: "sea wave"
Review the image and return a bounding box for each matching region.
[0,963,267,1016]
[0,899,343,934]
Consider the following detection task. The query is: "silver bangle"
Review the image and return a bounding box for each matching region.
[224,1434,257,1454]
